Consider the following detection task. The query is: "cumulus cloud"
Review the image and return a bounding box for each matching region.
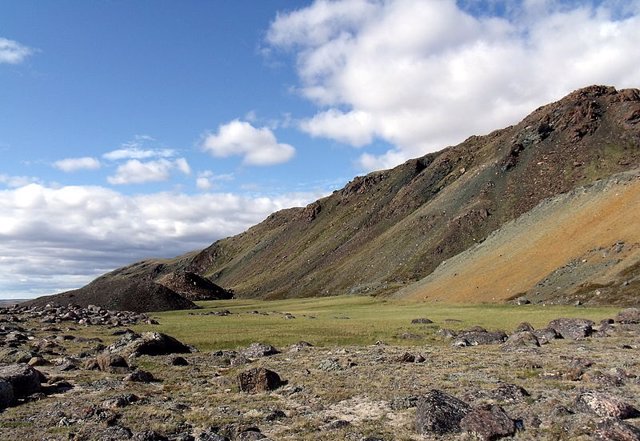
[0,183,323,298]
[202,120,295,166]
[107,158,191,185]
[53,157,101,172]
[0,37,33,64]
[267,0,640,170]
[0,174,42,188]
[196,170,234,191]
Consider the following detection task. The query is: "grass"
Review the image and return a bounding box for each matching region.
[132,295,619,351]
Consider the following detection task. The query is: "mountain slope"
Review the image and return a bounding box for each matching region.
[41,85,640,305]
[185,85,640,299]
[395,169,640,305]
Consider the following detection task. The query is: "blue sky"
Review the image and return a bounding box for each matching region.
[1,0,639,298]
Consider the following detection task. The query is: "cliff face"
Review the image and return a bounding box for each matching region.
[45,85,640,306]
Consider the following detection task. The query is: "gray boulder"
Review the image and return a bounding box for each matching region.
[615,308,640,324]
[547,318,594,339]
[0,364,42,397]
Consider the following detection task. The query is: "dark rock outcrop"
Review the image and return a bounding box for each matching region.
[548,318,594,339]
[415,389,471,435]
[460,404,516,440]
[156,271,233,301]
[25,277,197,313]
[237,368,284,393]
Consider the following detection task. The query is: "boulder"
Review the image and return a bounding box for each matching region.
[514,322,534,333]
[0,379,14,408]
[240,343,279,358]
[460,404,516,440]
[502,331,540,350]
[415,389,471,435]
[491,384,530,403]
[411,318,433,324]
[532,327,559,344]
[596,418,640,441]
[576,391,640,419]
[97,353,130,372]
[128,332,191,357]
[547,318,594,339]
[615,308,640,324]
[0,364,42,397]
[171,356,189,366]
[237,368,284,393]
[124,370,156,383]
[132,431,169,441]
[454,330,508,346]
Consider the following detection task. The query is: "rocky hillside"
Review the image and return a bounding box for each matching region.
[396,169,640,305]
[43,85,640,305]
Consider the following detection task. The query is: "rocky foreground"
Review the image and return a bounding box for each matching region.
[1,304,639,440]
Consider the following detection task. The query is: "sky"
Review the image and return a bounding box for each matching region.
[1,0,639,299]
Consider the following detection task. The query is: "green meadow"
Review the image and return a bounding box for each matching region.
[134,296,619,351]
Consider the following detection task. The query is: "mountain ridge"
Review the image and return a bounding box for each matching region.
[35,85,640,308]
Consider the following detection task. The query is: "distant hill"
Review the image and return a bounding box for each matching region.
[33,85,640,308]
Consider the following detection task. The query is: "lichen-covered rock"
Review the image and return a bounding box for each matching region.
[460,404,516,440]
[576,391,640,419]
[415,389,471,435]
[491,383,530,403]
[502,331,540,350]
[454,330,508,346]
[596,418,640,441]
[240,343,279,358]
[97,353,129,372]
[532,327,559,344]
[615,308,640,324]
[119,332,191,357]
[237,368,283,393]
[548,318,594,339]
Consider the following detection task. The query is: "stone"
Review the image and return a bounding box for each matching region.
[241,343,279,358]
[124,370,156,383]
[532,327,559,344]
[576,391,640,419]
[491,384,530,403]
[0,364,42,397]
[237,429,267,440]
[547,318,594,339]
[318,358,342,371]
[596,418,640,441]
[460,404,516,440]
[453,330,508,346]
[502,331,540,350]
[615,308,640,324]
[132,431,169,441]
[411,318,433,324]
[415,389,471,435]
[0,379,14,408]
[398,352,415,363]
[97,353,130,372]
[237,368,283,393]
[99,425,134,440]
[437,328,457,339]
[171,356,189,366]
[129,332,192,356]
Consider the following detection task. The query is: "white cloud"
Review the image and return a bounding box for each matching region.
[53,157,101,172]
[0,174,42,188]
[0,183,323,297]
[202,120,295,166]
[268,0,640,170]
[0,37,33,64]
[103,147,175,161]
[196,170,235,191]
[107,158,191,185]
